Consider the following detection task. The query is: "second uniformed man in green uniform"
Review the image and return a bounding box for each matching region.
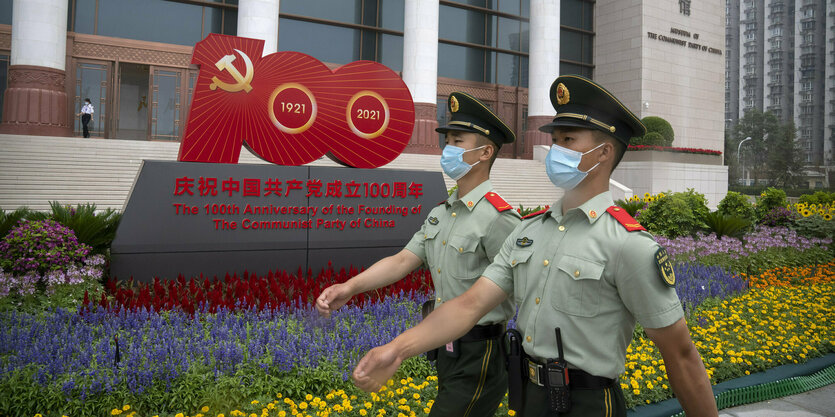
[316,92,521,416]
[351,75,719,417]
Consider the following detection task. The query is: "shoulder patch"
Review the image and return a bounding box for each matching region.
[655,247,676,287]
[522,208,549,220]
[484,192,513,212]
[606,206,646,232]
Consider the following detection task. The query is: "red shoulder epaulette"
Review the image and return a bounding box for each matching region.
[484,192,513,212]
[522,208,549,220]
[606,206,646,232]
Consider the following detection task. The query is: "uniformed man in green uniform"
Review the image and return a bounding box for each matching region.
[351,75,719,417]
[316,91,521,417]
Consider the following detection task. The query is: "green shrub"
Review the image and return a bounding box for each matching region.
[614,198,646,217]
[681,188,710,222]
[642,116,675,146]
[755,187,788,221]
[0,208,32,239]
[791,215,835,242]
[798,191,835,206]
[637,193,698,237]
[632,131,665,146]
[717,191,756,224]
[47,202,121,255]
[702,211,750,239]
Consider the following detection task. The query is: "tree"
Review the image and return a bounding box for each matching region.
[767,121,803,188]
[731,109,781,184]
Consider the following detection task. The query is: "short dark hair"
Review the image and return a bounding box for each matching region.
[84,98,91,103]
[476,134,500,168]
[592,130,626,171]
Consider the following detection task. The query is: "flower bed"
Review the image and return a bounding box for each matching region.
[3,261,833,417]
[97,265,433,313]
[626,145,722,155]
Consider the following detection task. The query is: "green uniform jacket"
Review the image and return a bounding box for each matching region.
[405,180,521,326]
[483,191,684,379]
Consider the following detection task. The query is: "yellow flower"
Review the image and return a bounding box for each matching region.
[633,389,641,395]
[112,410,122,416]
[176,414,184,417]
[508,410,517,416]
[123,405,131,411]
[251,400,260,405]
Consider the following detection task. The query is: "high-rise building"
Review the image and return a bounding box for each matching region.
[725,0,834,167]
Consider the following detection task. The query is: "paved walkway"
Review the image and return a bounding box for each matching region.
[718,383,835,417]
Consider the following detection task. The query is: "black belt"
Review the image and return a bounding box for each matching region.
[460,323,505,342]
[524,357,615,390]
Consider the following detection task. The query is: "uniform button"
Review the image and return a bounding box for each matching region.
[442,240,446,245]
[436,297,442,302]
[438,268,441,273]
[535,297,540,304]
[613,207,621,212]
[543,260,549,266]
[526,336,532,343]
[451,212,457,217]
[558,225,566,231]
[574,270,580,277]
[424,234,427,238]
[511,260,517,265]
[459,247,463,253]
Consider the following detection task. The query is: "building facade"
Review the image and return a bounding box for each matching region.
[725,0,834,168]
[1,0,726,164]
[0,0,598,159]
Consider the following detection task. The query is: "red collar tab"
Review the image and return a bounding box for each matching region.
[522,208,549,220]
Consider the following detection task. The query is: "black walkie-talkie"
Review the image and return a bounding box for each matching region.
[546,328,571,413]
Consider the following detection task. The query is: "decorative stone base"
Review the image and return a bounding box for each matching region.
[522,115,553,159]
[0,65,71,136]
[404,102,440,155]
[612,161,729,209]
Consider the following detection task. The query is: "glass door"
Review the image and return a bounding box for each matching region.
[74,60,110,138]
[150,67,184,141]
[116,62,150,140]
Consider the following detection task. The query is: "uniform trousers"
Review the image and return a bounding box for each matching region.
[519,380,626,417]
[429,335,507,417]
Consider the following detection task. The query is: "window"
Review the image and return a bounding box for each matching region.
[801,21,815,31]
[70,0,237,46]
[771,27,782,36]
[436,1,532,86]
[771,96,781,105]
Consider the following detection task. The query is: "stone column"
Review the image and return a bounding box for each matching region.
[0,0,71,136]
[523,0,561,158]
[238,0,280,56]
[402,0,440,154]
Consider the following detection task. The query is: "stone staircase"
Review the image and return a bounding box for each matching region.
[0,134,565,212]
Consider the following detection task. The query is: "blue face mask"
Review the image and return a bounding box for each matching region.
[544,143,604,190]
[440,145,486,180]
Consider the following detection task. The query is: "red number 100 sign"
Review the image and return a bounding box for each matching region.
[178,34,415,169]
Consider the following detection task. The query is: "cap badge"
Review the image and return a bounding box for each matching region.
[556,83,570,105]
[450,96,460,113]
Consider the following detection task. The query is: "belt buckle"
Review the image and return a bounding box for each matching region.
[527,360,544,386]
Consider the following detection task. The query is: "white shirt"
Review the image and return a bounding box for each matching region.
[81,103,94,115]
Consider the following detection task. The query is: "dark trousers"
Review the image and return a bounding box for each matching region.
[519,380,626,417]
[429,336,507,417]
[81,114,91,138]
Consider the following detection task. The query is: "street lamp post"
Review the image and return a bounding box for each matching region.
[738,136,752,185]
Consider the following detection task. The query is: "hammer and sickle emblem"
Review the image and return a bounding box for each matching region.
[210,49,254,93]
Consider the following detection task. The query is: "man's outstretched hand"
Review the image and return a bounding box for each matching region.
[352,344,403,392]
